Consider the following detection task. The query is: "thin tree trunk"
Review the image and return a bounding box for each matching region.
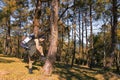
[66,24,70,64]
[71,23,76,67]
[81,13,84,65]
[8,0,12,54]
[106,0,117,69]
[65,2,70,64]
[89,3,94,68]
[85,12,88,65]
[71,0,76,68]
[6,16,11,55]
[4,26,8,55]
[109,0,118,71]
[17,12,22,57]
[115,51,120,73]
[103,25,106,67]
[61,25,64,60]
[78,8,81,65]
[17,35,20,57]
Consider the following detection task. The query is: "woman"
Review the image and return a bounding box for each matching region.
[21,32,45,57]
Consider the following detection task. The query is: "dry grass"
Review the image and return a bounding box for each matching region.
[0,54,120,80]
[0,54,59,80]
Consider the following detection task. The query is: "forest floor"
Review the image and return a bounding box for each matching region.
[0,54,120,80]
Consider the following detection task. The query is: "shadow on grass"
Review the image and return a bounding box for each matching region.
[0,58,15,63]
[0,54,17,58]
[113,69,120,75]
[25,65,39,70]
[54,63,97,80]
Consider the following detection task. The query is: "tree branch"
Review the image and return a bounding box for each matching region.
[58,5,74,21]
[117,3,120,8]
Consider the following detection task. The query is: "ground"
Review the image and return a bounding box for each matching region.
[0,54,120,80]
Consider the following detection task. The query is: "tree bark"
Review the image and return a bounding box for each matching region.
[85,12,88,66]
[65,2,70,64]
[43,0,58,76]
[89,3,94,68]
[78,8,81,65]
[71,0,76,68]
[108,0,118,70]
[81,13,84,65]
[33,0,41,37]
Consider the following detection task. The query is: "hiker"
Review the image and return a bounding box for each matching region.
[21,32,45,57]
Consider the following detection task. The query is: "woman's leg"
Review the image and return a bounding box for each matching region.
[34,39,44,56]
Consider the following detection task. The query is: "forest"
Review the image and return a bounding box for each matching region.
[0,0,120,80]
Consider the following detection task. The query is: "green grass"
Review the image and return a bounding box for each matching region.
[0,54,120,80]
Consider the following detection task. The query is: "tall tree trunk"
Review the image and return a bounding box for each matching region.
[71,0,76,68]
[4,22,8,55]
[43,0,58,76]
[115,51,120,73]
[17,34,20,57]
[29,0,41,74]
[78,8,81,65]
[89,3,94,68]
[85,12,88,66]
[61,25,64,60]
[105,0,118,70]
[17,12,22,57]
[66,24,70,64]
[65,2,70,64]
[81,13,84,65]
[33,0,41,37]
[107,0,118,70]
[6,16,12,55]
[7,0,12,55]
[103,24,106,67]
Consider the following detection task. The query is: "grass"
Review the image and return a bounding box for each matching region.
[0,54,120,80]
